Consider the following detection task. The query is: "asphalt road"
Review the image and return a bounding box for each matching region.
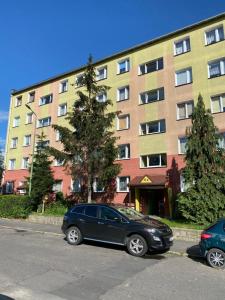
[0,220,224,300]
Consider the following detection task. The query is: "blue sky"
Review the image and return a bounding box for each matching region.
[0,0,225,152]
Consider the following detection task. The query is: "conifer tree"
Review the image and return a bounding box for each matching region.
[177,94,225,224]
[28,132,55,210]
[0,150,4,184]
[49,56,121,203]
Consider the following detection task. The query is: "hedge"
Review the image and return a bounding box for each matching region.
[0,195,32,218]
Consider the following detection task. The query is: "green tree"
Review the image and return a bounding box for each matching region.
[177,94,225,224]
[49,56,121,202]
[28,132,55,210]
[0,150,4,184]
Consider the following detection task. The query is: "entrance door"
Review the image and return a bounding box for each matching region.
[140,189,165,216]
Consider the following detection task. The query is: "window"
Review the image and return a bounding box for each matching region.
[211,94,225,113]
[178,137,187,154]
[56,130,62,141]
[100,207,120,221]
[59,80,68,93]
[96,92,107,103]
[175,68,192,86]
[72,206,84,214]
[177,101,194,120]
[76,73,85,87]
[174,37,190,55]
[13,116,20,127]
[54,159,64,166]
[58,103,67,116]
[11,137,18,149]
[24,135,31,146]
[118,144,130,159]
[205,26,224,45]
[140,119,166,135]
[72,179,81,192]
[36,140,49,150]
[117,86,129,101]
[218,132,225,149]
[84,206,98,218]
[93,178,104,192]
[139,87,164,104]
[9,159,16,170]
[140,153,167,168]
[139,57,163,75]
[180,175,187,192]
[39,94,53,106]
[96,66,107,81]
[117,114,130,130]
[26,112,33,124]
[208,58,225,78]
[117,58,130,74]
[21,157,29,169]
[5,181,14,194]
[53,180,63,192]
[117,176,130,192]
[28,91,35,103]
[15,96,22,107]
[37,117,51,128]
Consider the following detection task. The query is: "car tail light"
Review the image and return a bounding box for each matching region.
[201,233,212,240]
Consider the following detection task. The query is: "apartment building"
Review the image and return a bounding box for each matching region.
[3,13,225,216]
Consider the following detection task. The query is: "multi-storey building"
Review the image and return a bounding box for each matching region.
[3,13,225,216]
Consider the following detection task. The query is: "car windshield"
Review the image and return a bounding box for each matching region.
[116,206,144,220]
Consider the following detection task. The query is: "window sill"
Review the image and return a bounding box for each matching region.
[176,117,191,121]
[96,77,107,82]
[116,190,129,193]
[205,39,224,47]
[139,131,166,136]
[175,82,192,87]
[140,166,167,169]
[23,145,31,147]
[117,158,130,161]
[174,49,191,57]
[117,70,129,75]
[57,113,67,117]
[208,73,225,79]
[117,98,129,102]
[138,98,164,105]
[211,110,225,115]
[59,90,68,94]
[117,128,130,131]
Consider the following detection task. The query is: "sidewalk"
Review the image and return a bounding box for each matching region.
[0,218,199,256]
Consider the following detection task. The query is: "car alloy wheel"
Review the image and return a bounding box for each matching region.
[127,234,148,257]
[66,226,82,245]
[207,248,225,269]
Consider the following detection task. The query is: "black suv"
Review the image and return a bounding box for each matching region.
[62,204,173,257]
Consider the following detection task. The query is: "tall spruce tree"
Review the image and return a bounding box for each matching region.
[49,56,121,203]
[28,132,55,210]
[177,94,225,224]
[0,150,4,184]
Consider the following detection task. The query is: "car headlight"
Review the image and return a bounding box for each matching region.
[146,228,156,234]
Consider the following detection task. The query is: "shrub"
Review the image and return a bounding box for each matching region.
[0,195,32,218]
[44,202,67,216]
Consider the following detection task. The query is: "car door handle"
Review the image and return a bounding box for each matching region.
[97,221,104,224]
[79,218,85,223]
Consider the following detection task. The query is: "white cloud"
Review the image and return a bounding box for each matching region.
[0,111,9,122]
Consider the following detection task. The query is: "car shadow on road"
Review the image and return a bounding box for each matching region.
[186,244,208,267]
[0,295,14,300]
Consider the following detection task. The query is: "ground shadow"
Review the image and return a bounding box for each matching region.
[0,295,15,300]
[186,244,208,266]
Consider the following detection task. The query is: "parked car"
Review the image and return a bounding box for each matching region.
[62,203,173,257]
[199,218,225,269]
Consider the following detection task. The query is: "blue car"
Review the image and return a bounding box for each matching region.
[199,218,225,269]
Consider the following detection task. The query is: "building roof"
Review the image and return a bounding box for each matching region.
[11,12,225,96]
[129,175,167,188]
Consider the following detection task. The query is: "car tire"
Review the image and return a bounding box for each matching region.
[66,226,83,246]
[127,234,148,257]
[206,248,225,269]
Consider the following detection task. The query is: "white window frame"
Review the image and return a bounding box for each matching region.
[71,178,81,193]
[54,159,64,166]
[175,68,192,86]
[26,112,33,124]
[218,132,225,149]
[205,25,224,45]
[117,114,130,130]
[211,94,225,113]
[96,66,107,81]
[76,73,85,87]
[59,80,68,93]
[174,37,190,55]
[39,94,53,106]
[118,144,130,160]
[23,135,31,146]
[96,92,107,103]
[177,101,194,120]
[117,86,129,101]
[139,87,164,104]
[37,117,51,128]
[116,176,130,192]
[9,159,16,170]
[93,178,104,192]
[140,119,166,135]
[15,96,22,107]
[138,57,163,75]
[21,157,29,169]
[13,116,20,127]
[53,180,63,192]
[178,137,187,154]
[28,91,35,103]
[56,130,62,141]
[140,153,167,168]
[117,58,130,74]
[208,58,225,78]
[58,103,67,116]
[11,137,18,149]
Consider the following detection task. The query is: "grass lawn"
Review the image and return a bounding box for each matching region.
[159,218,206,230]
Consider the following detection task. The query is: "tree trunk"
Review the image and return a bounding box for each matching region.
[87,175,92,203]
